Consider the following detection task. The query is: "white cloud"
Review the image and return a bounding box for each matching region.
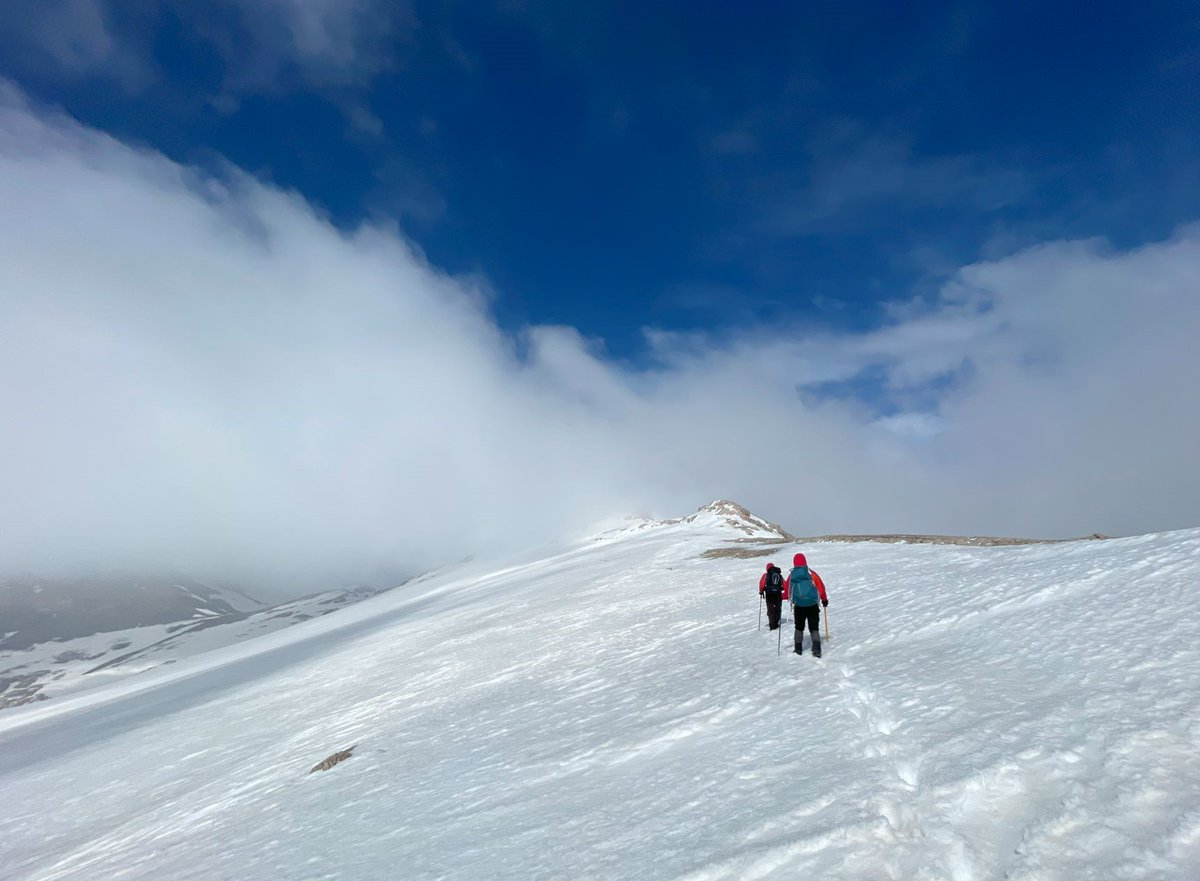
[0,0,149,91]
[765,129,1031,235]
[875,413,947,440]
[2,87,1198,593]
[1,1,408,100]
[212,0,411,93]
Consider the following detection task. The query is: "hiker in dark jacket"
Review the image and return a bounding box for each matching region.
[758,562,785,630]
[788,553,829,656]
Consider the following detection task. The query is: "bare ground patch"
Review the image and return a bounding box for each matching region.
[699,532,1110,558]
[309,744,357,774]
[794,533,1111,547]
[699,547,779,560]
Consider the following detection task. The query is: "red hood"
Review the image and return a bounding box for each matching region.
[793,553,807,568]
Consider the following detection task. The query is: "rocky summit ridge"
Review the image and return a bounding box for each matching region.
[683,500,794,541]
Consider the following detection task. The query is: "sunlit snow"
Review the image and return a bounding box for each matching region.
[1,514,1198,880]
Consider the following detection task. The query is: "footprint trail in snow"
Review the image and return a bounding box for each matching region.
[0,511,1198,880]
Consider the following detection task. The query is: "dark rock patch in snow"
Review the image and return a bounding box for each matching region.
[309,745,356,774]
[699,547,777,559]
[796,533,1112,546]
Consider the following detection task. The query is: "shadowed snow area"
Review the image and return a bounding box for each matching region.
[0,583,386,709]
[1,514,1198,880]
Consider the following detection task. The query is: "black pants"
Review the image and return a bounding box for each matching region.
[764,592,782,629]
[794,604,821,656]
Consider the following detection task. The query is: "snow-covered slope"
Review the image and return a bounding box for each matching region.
[1,511,1198,880]
[0,575,267,652]
[0,585,385,709]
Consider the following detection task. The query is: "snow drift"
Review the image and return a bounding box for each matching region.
[0,507,1198,880]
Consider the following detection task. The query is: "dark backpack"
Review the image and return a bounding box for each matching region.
[764,568,783,594]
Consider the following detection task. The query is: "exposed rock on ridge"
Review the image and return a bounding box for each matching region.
[675,499,794,541]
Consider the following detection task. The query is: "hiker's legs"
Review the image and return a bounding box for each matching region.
[795,605,820,655]
[805,605,822,657]
[765,593,782,629]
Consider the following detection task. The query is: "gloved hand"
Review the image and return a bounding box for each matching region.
[821,599,828,607]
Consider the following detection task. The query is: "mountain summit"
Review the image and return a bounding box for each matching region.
[582,500,791,544]
[682,500,794,541]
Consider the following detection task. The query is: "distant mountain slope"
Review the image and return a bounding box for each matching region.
[0,575,266,651]
[0,583,387,710]
[1,506,1196,880]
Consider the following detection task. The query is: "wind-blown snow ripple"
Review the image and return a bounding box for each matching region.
[0,520,1197,880]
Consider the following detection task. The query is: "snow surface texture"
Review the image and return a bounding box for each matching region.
[1,516,1198,880]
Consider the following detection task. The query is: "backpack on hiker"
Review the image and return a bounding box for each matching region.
[763,567,784,595]
[789,564,819,606]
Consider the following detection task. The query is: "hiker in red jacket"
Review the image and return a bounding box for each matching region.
[758,562,786,630]
[787,553,829,657]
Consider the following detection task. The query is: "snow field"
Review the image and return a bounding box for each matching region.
[0,521,1198,880]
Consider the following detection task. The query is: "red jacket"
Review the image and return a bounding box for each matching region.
[809,570,828,603]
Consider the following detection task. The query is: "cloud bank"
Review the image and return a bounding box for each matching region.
[2,86,1198,592]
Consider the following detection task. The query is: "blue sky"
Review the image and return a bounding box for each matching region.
[2,2,1200,584]
[6,1,1198,356]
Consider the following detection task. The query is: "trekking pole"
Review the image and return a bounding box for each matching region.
[758,594,763,631]
[777,618,782,655]
[823,606,830,641]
